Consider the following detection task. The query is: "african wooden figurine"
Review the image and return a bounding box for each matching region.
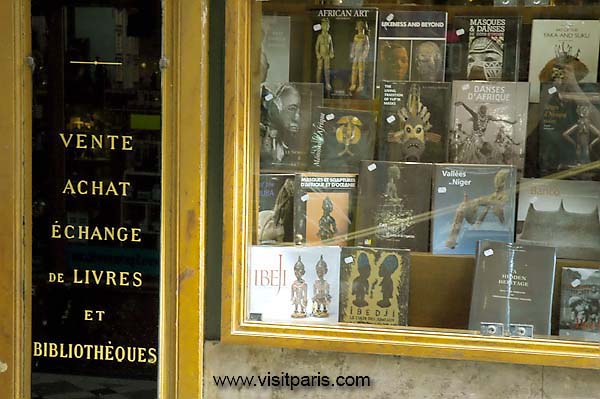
[291,256,308,318]
[312,255,332,318]
[315,18,334,92]
[349,20,369,94]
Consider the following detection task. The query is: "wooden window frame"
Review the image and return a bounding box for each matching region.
[220,0,600,370]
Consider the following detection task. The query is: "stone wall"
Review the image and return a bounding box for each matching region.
[204,341,598,399]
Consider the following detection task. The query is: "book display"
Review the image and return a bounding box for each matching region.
[223,0,600,371]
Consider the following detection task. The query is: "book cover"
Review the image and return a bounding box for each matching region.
[560,267,600,342]
[248,245,341,323]
[431,164,517,255]
[355,161,433,252]
[449,81,529,174]
[379,81,451,163]
[528,19,600,103]
[339,247,410,326]
[469,240,556,336]
[294,173,357,246]
[377,11,447,84]
[260,82,323,171]
[309,107,377,173]
[448,16,521,82]
[261,15,291,84]
[258,174,295,244]
[310,7,378,99]
[539,82,600,179]
[517,178,600,261]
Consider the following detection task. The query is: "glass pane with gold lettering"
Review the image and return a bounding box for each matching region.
[32,1,162,396]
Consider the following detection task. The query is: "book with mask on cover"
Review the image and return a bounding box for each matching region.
[448,16,521,82]
[379,80,451,163]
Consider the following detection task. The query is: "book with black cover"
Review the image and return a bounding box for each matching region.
[294,172,357,246]
[448,16,521,82]
[469,240,556,336]
[260,82,323,172]
[309,107,377,173]
[310,7,379,99]
[339,247,410,326]
[377,10,447,85]
[538,82,600,179]
[355,161,433,251]
[379,81,451,163]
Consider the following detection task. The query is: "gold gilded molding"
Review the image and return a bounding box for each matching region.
[161,0,207,398]
[0,0,30,397]
[221,0,600,370]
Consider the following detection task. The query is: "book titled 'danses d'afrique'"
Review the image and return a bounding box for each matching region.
[469,240,556,336]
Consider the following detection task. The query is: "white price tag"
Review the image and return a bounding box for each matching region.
[326,113,335,121]
[264,93,273,101]
[386,13,394,22]
[548,86,557,94]
[484,249,494,257]
[313,24,321,32]
[344,256,354,264]
[367,163,377,172]
[364,239,372,245]
[437,187,447,194]
[386,115,396,124]
[571,279,581,288]
[456,28,465,36]
[462,83,470,91]
[301,194,309,202]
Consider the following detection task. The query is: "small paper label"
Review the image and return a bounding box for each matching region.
[571,279,581,288]
[313,24,321,32]
[264,93,273,101]
[301,194,309,202]
[326,113,335,121]
[456,28,465,36]
[386,115,396,124]
[344,256,354,264]
[437,187,447,194]
[364,239,372,245]
[462,83,470,91]
[548,86,557,94]
[484,249,494,257]
[367,163,377,172]
[386,13,394,22]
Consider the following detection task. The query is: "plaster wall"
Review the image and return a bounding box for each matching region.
[204,341,599,399]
